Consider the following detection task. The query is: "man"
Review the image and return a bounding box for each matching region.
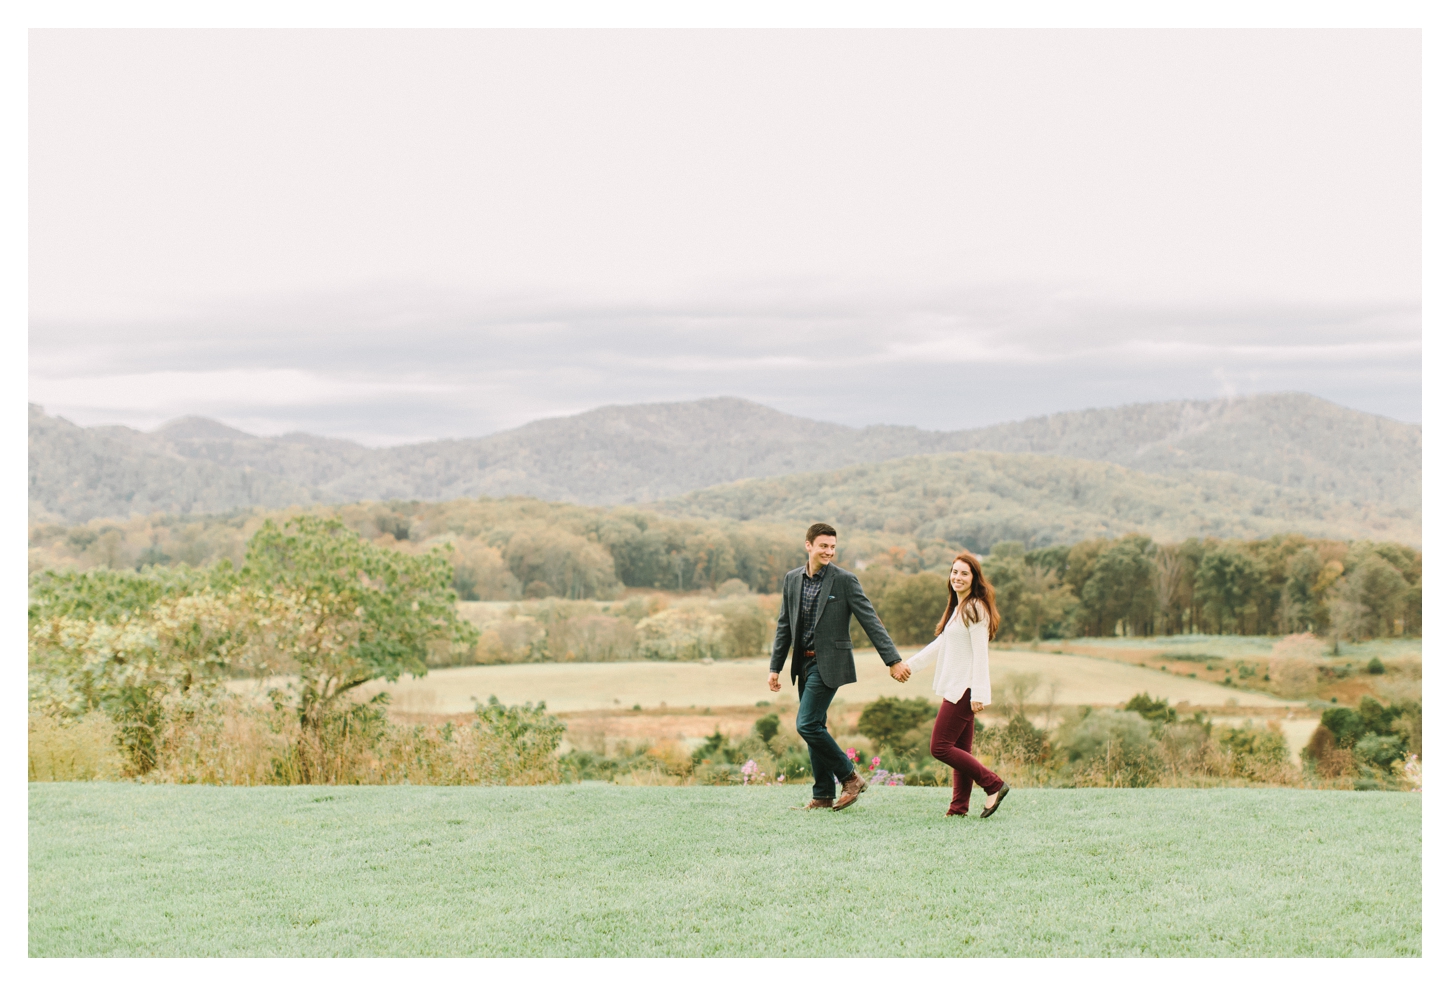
[769,523,909,811]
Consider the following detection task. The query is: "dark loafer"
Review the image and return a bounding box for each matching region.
[980,783,1010,818]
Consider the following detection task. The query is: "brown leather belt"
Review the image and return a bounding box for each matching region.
[802,649,815,658]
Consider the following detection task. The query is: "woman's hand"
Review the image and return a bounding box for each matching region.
[970,700,984,713]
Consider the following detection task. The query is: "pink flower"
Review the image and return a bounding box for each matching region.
[871,756,881,767]
[846,747,857,760]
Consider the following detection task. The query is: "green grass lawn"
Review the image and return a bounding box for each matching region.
[29,783,1420,957]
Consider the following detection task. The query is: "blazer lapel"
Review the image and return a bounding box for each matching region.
[812,564,837,633]
[788,569,803,633]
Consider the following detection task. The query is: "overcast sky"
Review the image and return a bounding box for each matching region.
[28,29,1420,445]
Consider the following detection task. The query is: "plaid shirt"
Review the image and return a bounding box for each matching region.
[798,565,828,653]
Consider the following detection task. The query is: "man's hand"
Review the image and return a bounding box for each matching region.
[970,700,984,713]
[890,662,911,682]
[768,671,782,692]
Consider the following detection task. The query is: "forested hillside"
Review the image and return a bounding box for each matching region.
[28,406,321,521]
[28,494,1420,643]
[656,451,1419,548]
[29,392,1421,524]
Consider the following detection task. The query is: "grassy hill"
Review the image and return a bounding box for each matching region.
[28,392,1421,524]
[654,450,1421,548]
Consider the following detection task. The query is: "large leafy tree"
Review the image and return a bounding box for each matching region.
[1078,534,1155,636]
[1193,545,1268,634]
[241,516,478,779]
[30,519,479,778]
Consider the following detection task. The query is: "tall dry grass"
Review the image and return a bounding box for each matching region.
[31,692,565,786]
[29,711,126,781]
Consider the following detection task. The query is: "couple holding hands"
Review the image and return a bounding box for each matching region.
[767,523,1010,819]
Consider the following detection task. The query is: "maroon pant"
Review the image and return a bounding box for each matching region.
[930,690,1003,815]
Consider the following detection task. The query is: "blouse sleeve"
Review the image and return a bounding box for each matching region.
[968,619,991,706]
[905,633,944,672]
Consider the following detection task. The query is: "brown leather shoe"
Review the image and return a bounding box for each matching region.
[792,798,834,810]
[832,772,867,811]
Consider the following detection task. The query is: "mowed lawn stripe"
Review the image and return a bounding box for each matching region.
[29,784,1419,957]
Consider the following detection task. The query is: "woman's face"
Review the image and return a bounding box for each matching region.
[950,560,974,594]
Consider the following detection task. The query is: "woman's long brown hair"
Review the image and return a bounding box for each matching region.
[934,551,1000,640]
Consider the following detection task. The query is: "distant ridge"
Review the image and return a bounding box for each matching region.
[653,451,1420,549]
[27,393,1421,528]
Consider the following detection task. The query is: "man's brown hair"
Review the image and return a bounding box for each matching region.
[805,523,837,544]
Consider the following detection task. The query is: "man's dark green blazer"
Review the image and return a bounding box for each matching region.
[769,562,903,689]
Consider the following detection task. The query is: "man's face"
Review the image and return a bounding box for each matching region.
[806,535,837,570]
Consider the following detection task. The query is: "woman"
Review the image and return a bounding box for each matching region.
[901,552,1009,818]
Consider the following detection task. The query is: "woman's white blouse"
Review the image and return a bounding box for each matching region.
[903,609,991,706]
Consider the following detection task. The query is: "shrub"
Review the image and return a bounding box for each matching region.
[1056,709,1162,787]
[1354,733,1406,772]
[1367,657,1386,675]
[1389,706,1422,758]
[544,613,637,661]
[1124,693,1176,724]
[471,618,546,664]
[903,763,949,786]
[691,728,739,766]
[1159,720,1213,772]
[1215,723,1290,780]
[715,578,751,597]
[857,696,936,751]
[1315,748,1357,779]
[28,589,248,774]
[1319,707,1366,747]
[1302,724,1337,764]
[980,713,1049,765]
[636,606,727,661]
[1267,657,1318,699]
[713,597,772,657]
[472,696,567,784]
[1356,696,1394,736]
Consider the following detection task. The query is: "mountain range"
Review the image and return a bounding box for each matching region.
[655,450,1420,548]
[28,393,1421,540]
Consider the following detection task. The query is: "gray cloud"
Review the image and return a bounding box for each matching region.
[28,31,1419,443]
[28,284,1420,446]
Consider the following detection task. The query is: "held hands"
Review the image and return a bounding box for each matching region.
[890,662,911,683]
[768,671,782,692]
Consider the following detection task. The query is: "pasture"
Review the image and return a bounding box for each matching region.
[30,783,1419,957]
[325,649,1303,716]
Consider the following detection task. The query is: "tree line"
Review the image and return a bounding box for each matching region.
[981,533,1418,643]
[849,532,1419,645]
[29,497,1420,643]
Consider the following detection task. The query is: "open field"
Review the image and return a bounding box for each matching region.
[230,647,1309,759]
[30,783,1420,957]
[1040,635,1424,662]
[322,649,1304,716]
[1018,636,1422,710]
